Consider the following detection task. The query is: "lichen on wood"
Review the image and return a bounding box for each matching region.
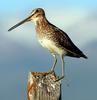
[27,72,62,100]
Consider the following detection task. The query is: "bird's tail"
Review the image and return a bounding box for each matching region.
[81,53,88,59]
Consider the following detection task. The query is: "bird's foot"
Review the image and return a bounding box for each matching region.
[55,75,70,87]
[55,76,64,82]
[48,69,55,74]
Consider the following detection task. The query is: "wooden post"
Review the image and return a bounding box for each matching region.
[27,72,62,100]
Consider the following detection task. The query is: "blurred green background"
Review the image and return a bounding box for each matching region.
[0,0,97,100]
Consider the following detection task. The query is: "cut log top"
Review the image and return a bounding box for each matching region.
[27,72,62,100]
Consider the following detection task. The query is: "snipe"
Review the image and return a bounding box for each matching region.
[8,8,87,81]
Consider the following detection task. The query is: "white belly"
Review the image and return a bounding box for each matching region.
[38,38,66,55]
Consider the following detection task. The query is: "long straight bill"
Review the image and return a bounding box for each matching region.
[8,15,32,31]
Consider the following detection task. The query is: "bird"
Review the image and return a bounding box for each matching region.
[8,8,87,81]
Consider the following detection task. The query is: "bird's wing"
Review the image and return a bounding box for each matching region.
[53,26,87,58]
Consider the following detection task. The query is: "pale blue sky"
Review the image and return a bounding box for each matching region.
[1,0,97,11]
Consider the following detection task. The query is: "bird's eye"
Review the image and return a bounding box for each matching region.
[36,10,39,13]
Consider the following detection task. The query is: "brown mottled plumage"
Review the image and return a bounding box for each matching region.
[8,8,87,81]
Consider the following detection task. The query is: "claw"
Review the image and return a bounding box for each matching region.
[48,70,55,74]
[55,76,64,82]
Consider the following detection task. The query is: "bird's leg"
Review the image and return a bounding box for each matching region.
[49,54,57,74]
[55,56,70,86]
[55,55,65,81]
[61,55,65,79]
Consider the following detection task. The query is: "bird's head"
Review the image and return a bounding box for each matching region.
[8,8,45,31]
[30,8,45,22]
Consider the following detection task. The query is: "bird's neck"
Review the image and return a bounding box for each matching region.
[35,16,49,33]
